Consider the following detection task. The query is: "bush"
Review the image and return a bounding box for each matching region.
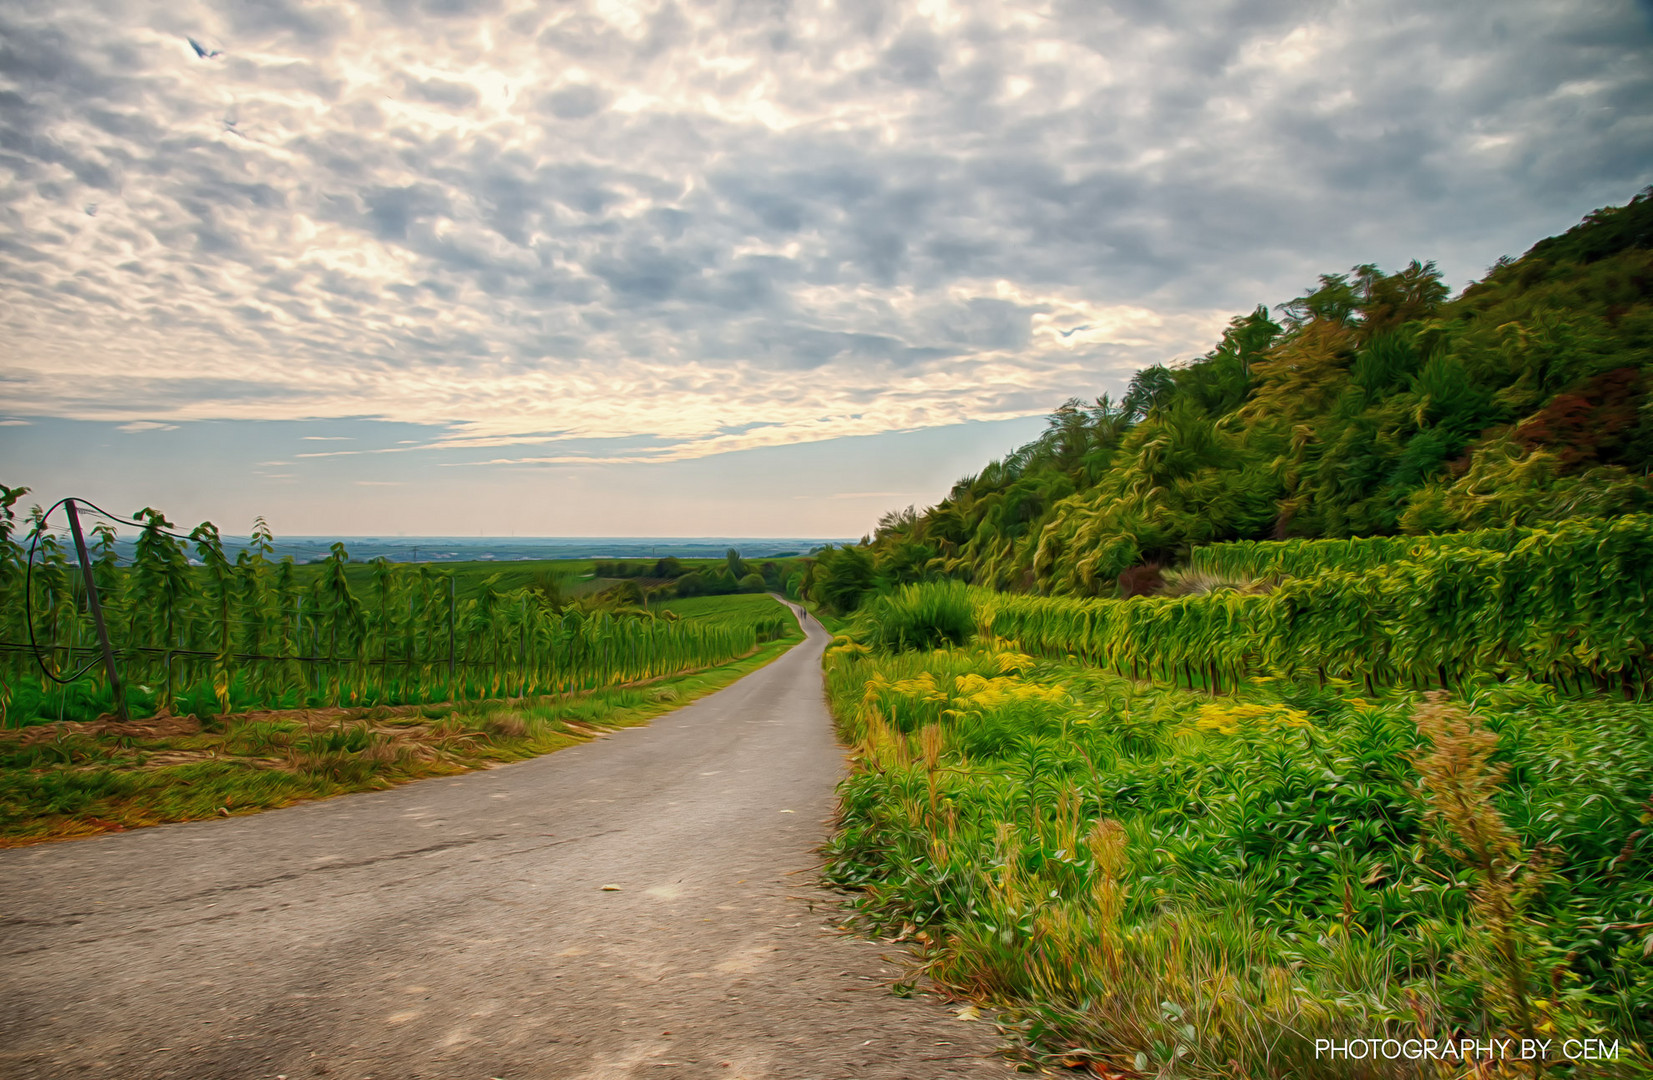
[860,580,977,653]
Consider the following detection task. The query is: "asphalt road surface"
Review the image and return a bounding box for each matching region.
[0,603,1013,1080]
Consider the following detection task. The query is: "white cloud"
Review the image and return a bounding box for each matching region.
[0,0,1647,466]
[115,421,181,433]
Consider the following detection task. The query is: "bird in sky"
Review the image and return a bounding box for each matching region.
[187,37,222,59]
[1058,324,1092,338]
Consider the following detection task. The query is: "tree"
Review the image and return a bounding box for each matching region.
[810,545,876,613]
[1121,365,1176,420]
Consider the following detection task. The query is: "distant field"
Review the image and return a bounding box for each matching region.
[653,592,792,627]
[280,557,732,602]
[58,554,797,605]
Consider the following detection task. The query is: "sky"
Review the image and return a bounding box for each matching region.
[2,0,1650,538]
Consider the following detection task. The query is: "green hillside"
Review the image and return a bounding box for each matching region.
[836,188,1653,601]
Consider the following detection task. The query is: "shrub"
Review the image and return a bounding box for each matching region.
[860,580,977,653]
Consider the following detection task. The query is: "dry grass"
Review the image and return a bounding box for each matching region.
[1156,566,1277,597]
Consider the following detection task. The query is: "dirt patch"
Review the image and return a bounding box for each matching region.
[133,750,287,771]
[2,713,202,746]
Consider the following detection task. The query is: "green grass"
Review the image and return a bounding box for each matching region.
[822,636,1653,1077]
[654,592,785,622]
[155,556,731,603]
[0,616,802,847]
[651,593,796,648]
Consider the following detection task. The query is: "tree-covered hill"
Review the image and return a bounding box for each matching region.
[839,188,1653,601]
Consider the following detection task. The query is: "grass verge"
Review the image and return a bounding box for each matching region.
[1,626,800,848]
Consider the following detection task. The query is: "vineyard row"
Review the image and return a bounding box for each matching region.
[984,515,1653,695]
[0,505,787,724]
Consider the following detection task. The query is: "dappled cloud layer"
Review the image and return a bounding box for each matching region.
[2,0,1649,462]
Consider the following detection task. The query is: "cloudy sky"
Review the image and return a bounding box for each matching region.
[2,0,1650,538]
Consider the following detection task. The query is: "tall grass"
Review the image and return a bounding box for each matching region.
[855,579,978,653]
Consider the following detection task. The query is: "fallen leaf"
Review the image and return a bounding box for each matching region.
[954,1005,981,1021]
[601,884,622,891]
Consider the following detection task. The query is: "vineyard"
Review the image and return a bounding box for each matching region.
[0,491,782,728]
[1181,520,1559,579]
[983,514,1653,698]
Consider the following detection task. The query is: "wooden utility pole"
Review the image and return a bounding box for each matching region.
[64,499,128,722]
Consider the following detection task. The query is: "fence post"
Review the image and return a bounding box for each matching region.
[296,596,306,700]
[64,499,128,722]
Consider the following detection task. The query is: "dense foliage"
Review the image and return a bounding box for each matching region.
[840,189,1653,600]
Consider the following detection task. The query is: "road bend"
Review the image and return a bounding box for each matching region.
[0,603,1011,1080]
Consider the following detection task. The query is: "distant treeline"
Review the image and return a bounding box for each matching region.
[592,558,688,578]
[595,551,805,601]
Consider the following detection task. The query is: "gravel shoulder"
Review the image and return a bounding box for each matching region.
[0,603,1015,1080]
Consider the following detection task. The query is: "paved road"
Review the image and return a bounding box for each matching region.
[0,603,1011,1080]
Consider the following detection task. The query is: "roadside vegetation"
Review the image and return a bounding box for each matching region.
[1,594,799,846]
[824,615,1652,1076]
[815,191,1653,1077]
[0,481,806,843]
